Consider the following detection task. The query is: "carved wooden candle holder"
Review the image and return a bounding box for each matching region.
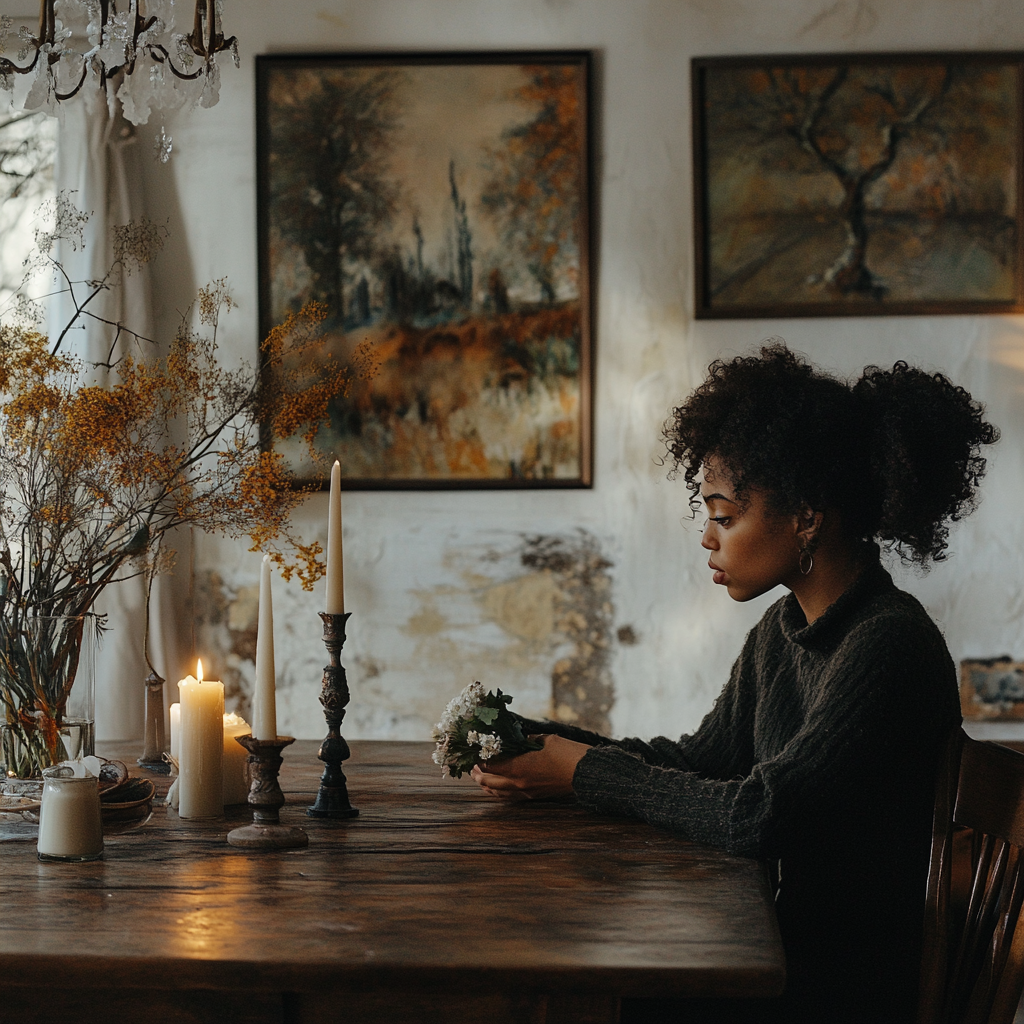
[226,735,309,849]
[307,612,359,819]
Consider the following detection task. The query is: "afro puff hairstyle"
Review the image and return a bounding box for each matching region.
[664,342,998,563]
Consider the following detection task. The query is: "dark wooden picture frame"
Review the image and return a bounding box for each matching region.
[256,51,593,489]
[692,51,1024,319]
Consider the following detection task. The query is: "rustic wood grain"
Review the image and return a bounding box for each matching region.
[0,740,784,1023]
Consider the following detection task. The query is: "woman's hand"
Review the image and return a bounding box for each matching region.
[470,734,590,800]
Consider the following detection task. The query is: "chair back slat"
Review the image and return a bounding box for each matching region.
[919,731,1024,1024]
[955,742,1024,847]
[952,839,1011,1024]
[965,851,1024,1024]
[988,864,1024,1024]
[919,729,963,1024]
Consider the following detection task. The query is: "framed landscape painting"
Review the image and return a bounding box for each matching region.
[692,52,1024,318]
[256,51,592,489]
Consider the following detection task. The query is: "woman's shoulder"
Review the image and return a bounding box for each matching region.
[855,578,945,637]
[832,581,954,680]
[753,563,950,660]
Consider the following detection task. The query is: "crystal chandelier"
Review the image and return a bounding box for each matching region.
[0,1,238,156]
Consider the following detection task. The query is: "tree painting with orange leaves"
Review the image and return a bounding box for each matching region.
[482,64,583,304]
[259,54,591,487]
[694,55,1023,317]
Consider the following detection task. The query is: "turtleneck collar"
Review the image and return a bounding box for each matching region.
[780,554,895,651]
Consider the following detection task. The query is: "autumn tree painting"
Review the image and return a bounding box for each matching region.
[258,54,591,487]
[482,64,583,304]
[693,54,1023,316]
[266,67,403,325]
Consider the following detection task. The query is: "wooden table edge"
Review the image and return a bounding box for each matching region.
[0,954,786,999]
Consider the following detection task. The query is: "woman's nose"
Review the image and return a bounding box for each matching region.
[701,525,716,551]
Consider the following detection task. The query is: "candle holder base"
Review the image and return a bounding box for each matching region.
[227,822,308,849]
[227,734,309,850]
[306,747,359,819]
[308,612,359,820]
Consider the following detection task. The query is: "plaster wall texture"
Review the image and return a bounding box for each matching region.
[135,0,1024,744]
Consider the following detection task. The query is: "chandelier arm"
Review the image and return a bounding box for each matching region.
[105,6,169,88]
[130,10,158,62]
[39,0,55,48]
[206,0,216,58]
[54,60,89,102]
[147,45,205,82]
[0,51,43,78]
[190,0,206,58]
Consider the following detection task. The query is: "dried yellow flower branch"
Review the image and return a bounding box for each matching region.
[0,197,359,773]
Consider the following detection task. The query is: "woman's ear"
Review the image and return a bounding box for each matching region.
[794,506,824,549]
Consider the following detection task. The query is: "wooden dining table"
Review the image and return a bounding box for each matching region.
[0,739,785,1023]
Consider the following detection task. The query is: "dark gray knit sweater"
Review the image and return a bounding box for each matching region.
[527,561,961,1023]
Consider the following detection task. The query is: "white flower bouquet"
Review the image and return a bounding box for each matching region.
[432,681,543,778]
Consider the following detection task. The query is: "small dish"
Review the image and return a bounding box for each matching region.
[0,794,41,823]
[0,794,41,814]
[101,777,155,823]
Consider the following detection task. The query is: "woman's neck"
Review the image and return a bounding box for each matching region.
[789,535,874,624]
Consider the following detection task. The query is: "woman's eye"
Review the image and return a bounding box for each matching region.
[705,516,731,528]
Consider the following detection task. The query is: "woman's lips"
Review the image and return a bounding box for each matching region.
[709,561,726,585]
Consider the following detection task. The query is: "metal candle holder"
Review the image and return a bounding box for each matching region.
[307,611,359,819]
[138,670,170,774]
[226,735,309,849]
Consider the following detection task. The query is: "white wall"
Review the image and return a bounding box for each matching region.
[137,0,1024,743]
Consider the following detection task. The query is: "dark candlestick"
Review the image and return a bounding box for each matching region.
[307,611,358,819]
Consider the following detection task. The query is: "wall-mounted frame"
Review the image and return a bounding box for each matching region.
[960,658,1024,722]
[257,51,593,489]
[692,51,1024,319]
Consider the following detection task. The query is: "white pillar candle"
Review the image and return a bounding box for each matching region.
[37,772,104,862]
[178,660,224,819]
[169,702,180,760]
[325,460,345,614]
[253,554,277,741]
[222,712,251,805]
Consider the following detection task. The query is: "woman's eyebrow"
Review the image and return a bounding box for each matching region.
[700,491,738,504]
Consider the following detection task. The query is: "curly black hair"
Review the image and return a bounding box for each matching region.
[664,342,999,563]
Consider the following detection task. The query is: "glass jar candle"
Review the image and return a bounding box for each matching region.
[37,768,103,862]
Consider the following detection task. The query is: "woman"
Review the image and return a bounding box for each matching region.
[471,344,998,1024]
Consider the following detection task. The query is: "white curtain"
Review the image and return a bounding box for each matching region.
[49,94,186,743]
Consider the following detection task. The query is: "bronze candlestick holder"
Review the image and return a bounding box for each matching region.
[307,611,359,819]
[138,670,170,774]
[227,735,309,849]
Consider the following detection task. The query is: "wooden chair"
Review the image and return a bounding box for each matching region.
[918,729,1024,1024]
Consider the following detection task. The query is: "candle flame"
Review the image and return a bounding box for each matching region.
[197,658,204,683]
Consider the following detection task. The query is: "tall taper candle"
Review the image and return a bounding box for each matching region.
[253,554,277,741]
[325,460,345,614]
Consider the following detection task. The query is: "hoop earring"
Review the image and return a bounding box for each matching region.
[799,548,814,576]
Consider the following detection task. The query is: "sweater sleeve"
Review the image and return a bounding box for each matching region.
[512,717,700,769]
[571,608,955,859]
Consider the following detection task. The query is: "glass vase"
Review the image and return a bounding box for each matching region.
[0,614,99,780]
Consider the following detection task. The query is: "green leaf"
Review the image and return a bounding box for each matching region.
[475,706,499,725]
